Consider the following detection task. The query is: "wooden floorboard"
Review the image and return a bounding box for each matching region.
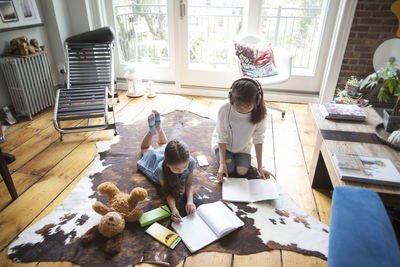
[0,92,330,267]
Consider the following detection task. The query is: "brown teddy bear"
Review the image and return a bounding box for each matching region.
[81,182,147,254]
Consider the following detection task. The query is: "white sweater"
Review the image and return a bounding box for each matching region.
[211,101,266,154]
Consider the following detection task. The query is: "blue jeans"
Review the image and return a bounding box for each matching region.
[215,148,251,175]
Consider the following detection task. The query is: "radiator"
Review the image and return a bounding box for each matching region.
[0,51,55,120]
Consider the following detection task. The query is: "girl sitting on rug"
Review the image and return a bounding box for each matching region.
[137,110,196,222]
[212,78,276,182]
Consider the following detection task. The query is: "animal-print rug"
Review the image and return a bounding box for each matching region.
[8,111,328,266]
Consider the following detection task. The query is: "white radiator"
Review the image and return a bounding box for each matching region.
[0,51,55,120]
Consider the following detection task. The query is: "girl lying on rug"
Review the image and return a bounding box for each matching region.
[137,110,196,222]
[212,77,275,182]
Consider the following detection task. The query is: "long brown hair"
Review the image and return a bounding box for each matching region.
[161,139,190,199]
[230,78,267,124]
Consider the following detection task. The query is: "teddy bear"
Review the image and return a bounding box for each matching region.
[6,37,40,56]
[81,182,147,254]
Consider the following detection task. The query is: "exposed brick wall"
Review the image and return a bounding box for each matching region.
[336,0,398,91]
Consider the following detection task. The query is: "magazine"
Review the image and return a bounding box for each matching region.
[333,153,400,186]
[319,103,366,121]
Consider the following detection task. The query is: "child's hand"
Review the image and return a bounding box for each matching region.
[171,208,182,223]
[217,164,229,182]
[259,167,276,180]
[185,201,196,215]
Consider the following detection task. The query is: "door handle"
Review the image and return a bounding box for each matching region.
[180,0,185,19]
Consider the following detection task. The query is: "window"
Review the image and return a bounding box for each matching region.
[113,0,168,65]
[260,0,324,73]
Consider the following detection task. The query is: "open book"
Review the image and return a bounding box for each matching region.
[333,153,400,186]
[171,201,244,253]
[222,177,279,202]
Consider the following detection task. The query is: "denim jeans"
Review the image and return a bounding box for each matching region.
[215,148,251,175]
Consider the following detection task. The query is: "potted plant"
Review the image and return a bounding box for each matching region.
[345,76,362,97]
[360,62,400,132]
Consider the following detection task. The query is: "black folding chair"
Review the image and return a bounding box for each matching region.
[53,27,118,140]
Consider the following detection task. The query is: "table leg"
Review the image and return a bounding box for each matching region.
[0,150,18,200]
[308,131,333,190]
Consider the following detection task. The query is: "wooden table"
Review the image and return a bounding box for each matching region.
[308,103,400,197]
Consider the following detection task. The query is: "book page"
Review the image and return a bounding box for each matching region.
[197,201,244,238]
[248,179,279,202]
[171,213,217,253]
[222,178,250,202]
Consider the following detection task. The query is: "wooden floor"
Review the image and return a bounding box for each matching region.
[0,92,331,267]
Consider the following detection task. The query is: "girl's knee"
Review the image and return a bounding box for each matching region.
[236,166,248,176]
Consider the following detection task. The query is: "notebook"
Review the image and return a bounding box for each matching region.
[222,177,279,202]
[333,153,400,186]
[171,201,244,253]
[319,103,367,121]
[139,205,171,227]
[145,222,181,249]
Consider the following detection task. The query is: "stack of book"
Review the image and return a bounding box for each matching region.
[319,103,367,121]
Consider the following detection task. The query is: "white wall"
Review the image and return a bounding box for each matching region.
[0,0,58,108]
[67,0,91,35]
[0,0,94,109]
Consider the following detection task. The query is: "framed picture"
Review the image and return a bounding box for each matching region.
[0,0,42,31]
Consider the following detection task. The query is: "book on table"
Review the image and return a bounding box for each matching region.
[333,152,400,186]
[319,103,367,121]
[171,201,244,253]
[222,177,279,202]
[139,205,171,227]
[145,222,181,249]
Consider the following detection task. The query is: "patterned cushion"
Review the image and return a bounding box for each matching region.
[234,42,277,77]
[241,62,277,78]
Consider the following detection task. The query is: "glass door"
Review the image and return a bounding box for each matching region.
[105,0,338,93]
[105,0,175,82]
[176,0,246,88]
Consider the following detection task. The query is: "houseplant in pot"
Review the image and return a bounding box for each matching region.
[360,62,400,132]
[345,75,362,97]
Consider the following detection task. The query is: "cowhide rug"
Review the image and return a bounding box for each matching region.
[8,111,329,266]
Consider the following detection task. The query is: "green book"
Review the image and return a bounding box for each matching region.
[139,205,171,227]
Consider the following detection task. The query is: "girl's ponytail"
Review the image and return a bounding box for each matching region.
[161,139,190,199]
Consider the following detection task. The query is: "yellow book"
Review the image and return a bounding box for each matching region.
[145,222,181,249]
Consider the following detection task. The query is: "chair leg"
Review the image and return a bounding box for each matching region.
[112,107,118,136]
[266,103,286,119]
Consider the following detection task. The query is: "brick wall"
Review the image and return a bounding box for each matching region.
[336,0,398,91]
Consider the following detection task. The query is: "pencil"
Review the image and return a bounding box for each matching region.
[160,206,180,219]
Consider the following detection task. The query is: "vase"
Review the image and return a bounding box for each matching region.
[383,109,400,132]
[346,85,359,97]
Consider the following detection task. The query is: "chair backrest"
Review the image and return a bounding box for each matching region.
[65,42,114,94]
[64,27,115,99]
[239,34,263,45]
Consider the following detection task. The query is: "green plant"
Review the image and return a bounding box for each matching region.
[335,88,352,104]
[346,75,362,87]
[360,62,400,116]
